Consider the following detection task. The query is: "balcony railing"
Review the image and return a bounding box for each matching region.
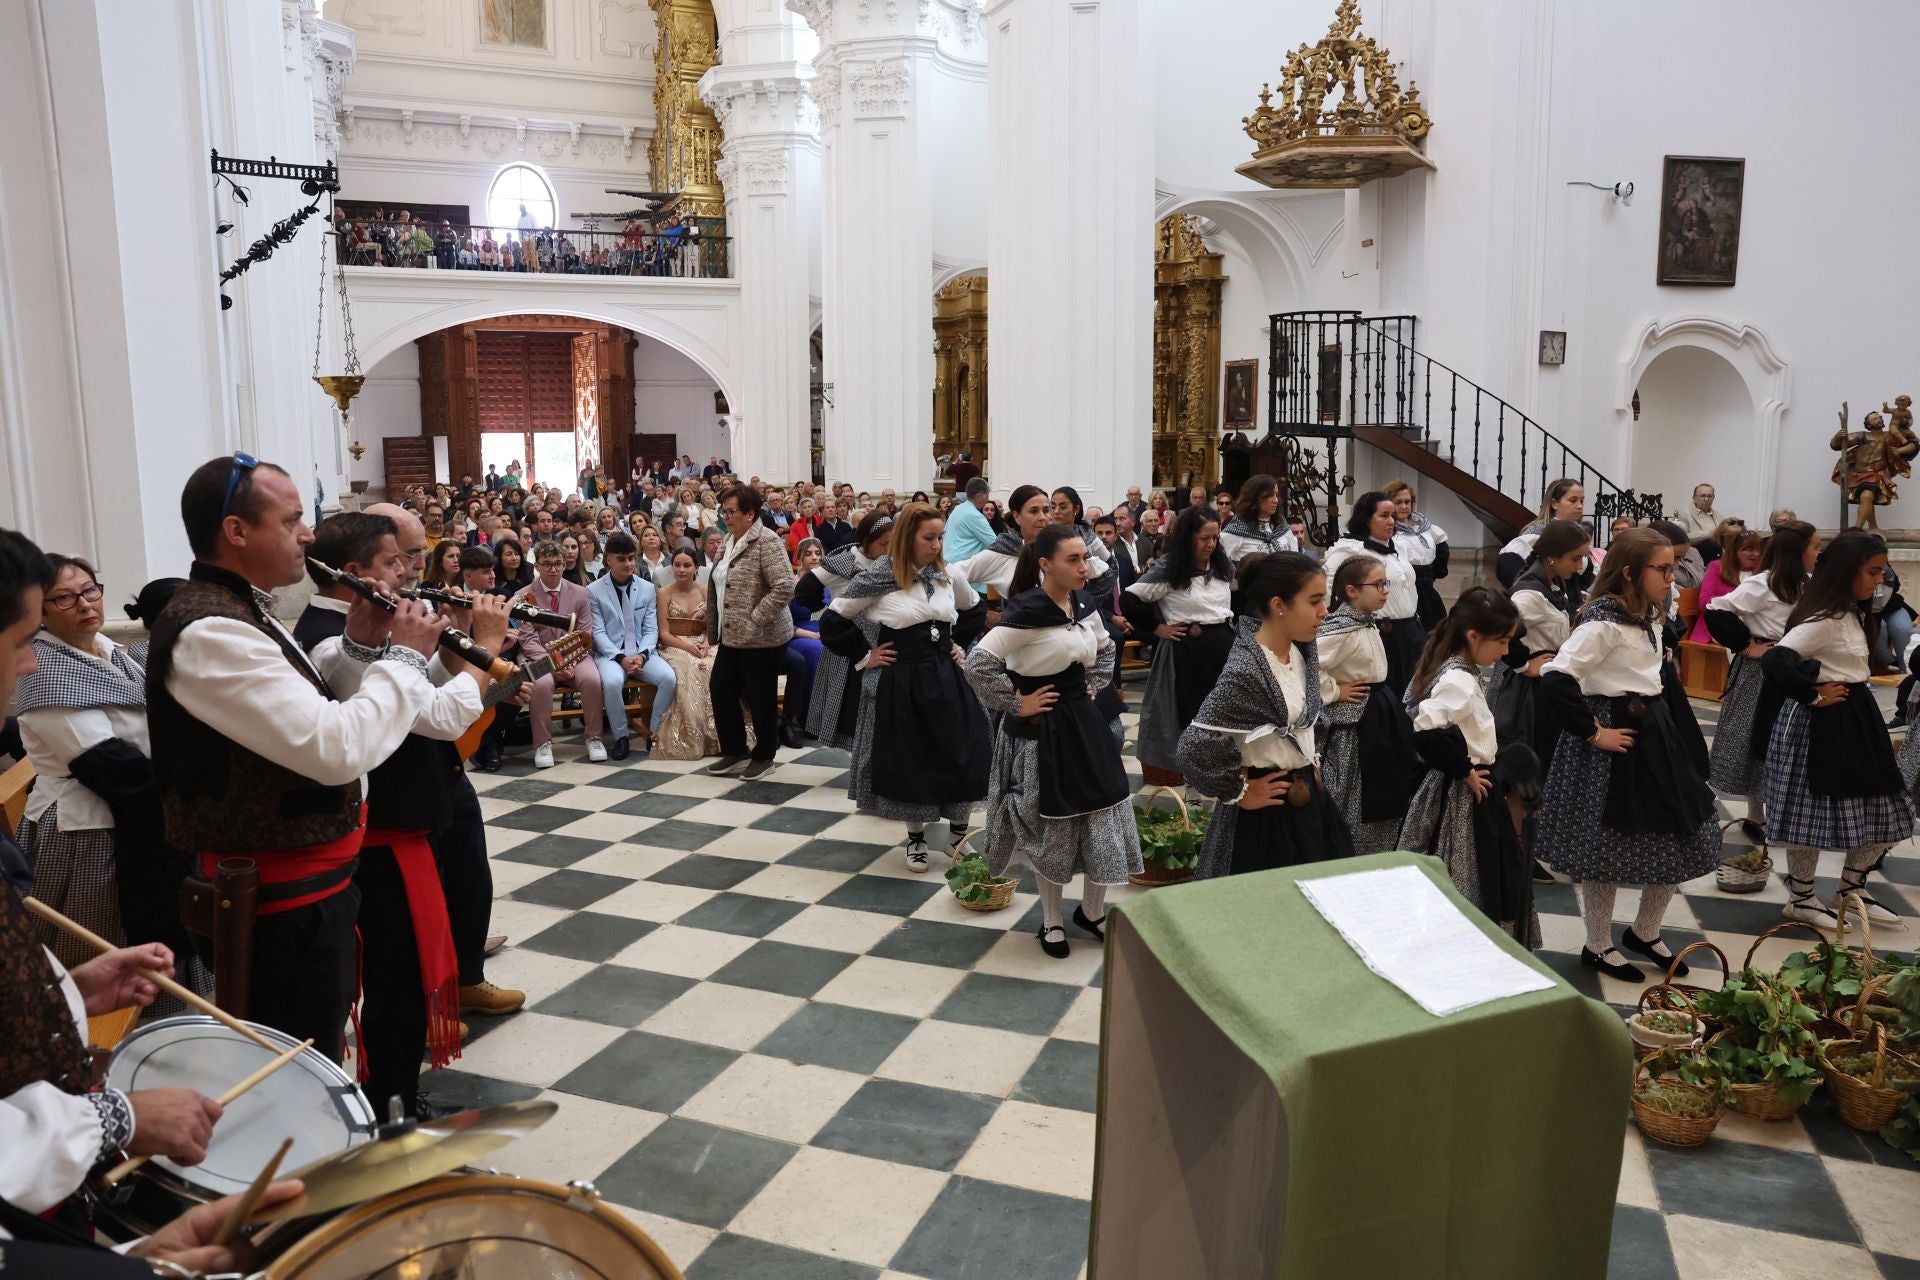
[333,220,732,280]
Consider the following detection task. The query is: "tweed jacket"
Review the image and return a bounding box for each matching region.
[708,520,796,649]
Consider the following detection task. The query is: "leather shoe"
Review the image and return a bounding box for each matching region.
[779,721,805,749]
[483,934,506,955]
[459,981,526,1015]
[1038,924,1070,959]
[609,735,631,761]
[1072,905,1106,940]
[1580,947,1645,983]
[1622,927,1687,977]
[476,745,502,773]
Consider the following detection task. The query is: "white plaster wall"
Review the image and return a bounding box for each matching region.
[635,339,723,454]
[929,65,987,267]
[1628,347,1757,529]
[354,344,424,486]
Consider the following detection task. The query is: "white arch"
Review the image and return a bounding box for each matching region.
[1151,191,1312,303]
[1615,316,1791,518]
[346,269,742,407]
[932,259,987,292]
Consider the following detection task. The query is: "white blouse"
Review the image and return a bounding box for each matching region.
[1512,588,1574,654]
[830,571,980,629]
[1777,614,1871,684]
[1245,644,1316,770]
[953,545,1018,595]
[1219,524,1300,563]
[975,610,1108,677]
[1322,540,1418,621]
[19,633,149,830]
[1500,530,1539,562]
[1125,574,1233,625]
[1393,522,1448,568]
[1316,625,1388,705]
[1707,574,1795,642]
[1414,667,1498,766]
[811,550,877,593]
[1541,617,1665,697]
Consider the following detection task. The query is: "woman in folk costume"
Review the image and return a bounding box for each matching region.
[1321,492,1425,699]
[1178,553,1355,877]
[1383,480,1449,630]
[1315,553,1417,853]
[965,524,1141,958]
[1218,473,1298,567]
[1122,505,1237,782]
[798,508,896,749]
[952,484,1053,597]
[1703,519,1817,844]
[1763,530,1913,930]
[1535,529,1720,984]
[824,504,992,872]
[1496,478,1594,592]
[1399,588,1540,947]
[1047,486,1119,594]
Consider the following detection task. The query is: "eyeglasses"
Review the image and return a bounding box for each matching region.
[46,583,104,611]
[1360,579,1389,590]
[219,452,259,521]
[1649,564,1677,577]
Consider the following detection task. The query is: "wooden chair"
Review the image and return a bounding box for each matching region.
[0,756,34,834]
[1677,640,1729,701]
[1674,586,1701,641]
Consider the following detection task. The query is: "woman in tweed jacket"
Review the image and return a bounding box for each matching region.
[705,487,795,779]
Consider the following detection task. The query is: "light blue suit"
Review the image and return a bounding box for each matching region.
[587,571,677,737]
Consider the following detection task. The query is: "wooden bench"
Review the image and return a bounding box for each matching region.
[1677,640,1728,701]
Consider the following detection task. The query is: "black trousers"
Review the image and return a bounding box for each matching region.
[712,642,787,761]
[431,784,492,986]
[244,883,360,1065]
[353,846,426,1117]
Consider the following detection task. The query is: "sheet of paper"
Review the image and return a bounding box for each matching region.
[1298,864,1553,1017]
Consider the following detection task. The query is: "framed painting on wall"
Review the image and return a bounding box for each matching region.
[1656,156,1744,286]
[1224,359,1258,428]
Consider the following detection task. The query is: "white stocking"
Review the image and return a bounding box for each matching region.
[1580,882,1618,955]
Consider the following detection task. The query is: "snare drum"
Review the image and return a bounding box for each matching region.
[92,1016,375,1239]
[258,1174,685,1278]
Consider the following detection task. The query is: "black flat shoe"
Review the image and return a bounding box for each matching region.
[1038,924,1070,959]
[609,735,631,761]
[1072,905,1106,940]
[1580,947,1645,983]
[1531,860,1556,885]
[1621,927,1687,977]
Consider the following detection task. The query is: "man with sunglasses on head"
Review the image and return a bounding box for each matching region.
[145,455,445,1063]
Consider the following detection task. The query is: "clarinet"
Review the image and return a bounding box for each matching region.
[307,559,515,680]
[401,584,575,631]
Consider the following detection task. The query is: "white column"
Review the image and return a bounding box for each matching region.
[985,0,1152,510]
[790,0,938,494]
[702,2,819,486]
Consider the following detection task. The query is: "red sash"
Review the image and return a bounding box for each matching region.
[198,807,367,916]
[361,828,462,1072]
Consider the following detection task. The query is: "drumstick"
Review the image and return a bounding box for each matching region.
[210,1136,293,1246]
[101,1039,314,1186]
[21,895,280,1053]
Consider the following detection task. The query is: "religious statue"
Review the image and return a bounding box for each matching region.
[1832,400,1919,530]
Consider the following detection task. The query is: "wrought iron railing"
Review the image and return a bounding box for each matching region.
[1269,310,1650,541]
[332,220,732,279]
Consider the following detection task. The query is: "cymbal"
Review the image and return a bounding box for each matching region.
[251,1099,557,1225]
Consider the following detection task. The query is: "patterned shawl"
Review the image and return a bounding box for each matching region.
[1316,601,1379,640]
[1578,594,1662,647]
[13,634,146,716]
[1221,514,1289,551]
[1394,510,1434,537]
[1511,556,1583,631]
[837,559,948,602]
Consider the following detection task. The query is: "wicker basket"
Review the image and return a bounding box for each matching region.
[1630,1056,1723,1148]
[1706,1029,1822,1121]
[1139,763,1186,789]
[1629,984,1706,1052]
[1661,940,1731,1011]
[1820,978,1920,1132]
[1715,851,1773,894]
[1131,785,1197,887]
[946,830,1018,913]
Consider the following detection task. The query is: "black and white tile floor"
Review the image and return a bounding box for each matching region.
[433,692,1920,1280]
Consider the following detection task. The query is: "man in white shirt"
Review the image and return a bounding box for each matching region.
[1682,484,1721,540]
[148,455,444,1063]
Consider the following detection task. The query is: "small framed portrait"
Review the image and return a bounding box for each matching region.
[1538,330,1567,366]
[1657,156,1745,286]
[1224,359,1258,428]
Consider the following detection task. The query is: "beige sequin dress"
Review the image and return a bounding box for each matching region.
[654,591,723,759]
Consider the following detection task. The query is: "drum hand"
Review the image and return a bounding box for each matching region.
[128,1179,304,1274]
[126,1088,223,1164]
[69,942,174,1016]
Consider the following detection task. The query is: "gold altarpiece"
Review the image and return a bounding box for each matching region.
[1153,216,1226,490]
[933,275,989,474]
[648,0,726,224]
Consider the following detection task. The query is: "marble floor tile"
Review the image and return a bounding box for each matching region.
[814,956,969,1019]
[1664,1215,1882,1280]
[729,1146,949,1268]
[677,1052,868,1145]
[954,1099,1097,1199]
[449,1010,625,1088]
[642,982,806,1051]
[877,1021,1046,1097]
[610,924,758,979]
[493,1090,664,1183]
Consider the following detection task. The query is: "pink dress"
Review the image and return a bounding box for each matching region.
[1688,560,1735,644]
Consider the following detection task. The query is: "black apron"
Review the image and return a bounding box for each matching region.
[871,621,992,805]
[1355,682,1419,822]
[1600,693,1717,835]
[1006,664,1130,818]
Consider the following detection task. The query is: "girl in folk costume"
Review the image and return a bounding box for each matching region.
[824,504,992,872]
[1315,553,1418,853]
[1496,478,1594,592]
[1048,486,1119,597]
[965,525,1142,958]
[1535,529,1720,983]
[1703,520,1817,844]
[1123,505,1237,781]
[1763,530,1913,930]
[1178,553,1354,877]
[953,484,1053,597]
[1218,473,1298,567]
[1399,588,1540,947]
[797,509,896,749]
[1383,480,1450,630]
[1491,519,1592,774]
[1322,492,1426,699]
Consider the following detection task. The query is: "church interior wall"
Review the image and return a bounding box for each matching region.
[358,345,426,484]
[928,65,988,269]
[633,338,724,459]
[1628,346,1755,526]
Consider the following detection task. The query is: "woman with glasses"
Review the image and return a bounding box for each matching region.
[14,557,195,981]
[1314,554,1417,853]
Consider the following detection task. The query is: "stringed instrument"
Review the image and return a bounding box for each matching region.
[456,629,593,760]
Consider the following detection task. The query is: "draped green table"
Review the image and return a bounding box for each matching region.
[1090,852,1629,1280]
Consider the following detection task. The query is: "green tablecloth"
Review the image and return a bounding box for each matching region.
[1090,852,1629,1280]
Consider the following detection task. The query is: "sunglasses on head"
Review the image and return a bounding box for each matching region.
[219,452,259,521]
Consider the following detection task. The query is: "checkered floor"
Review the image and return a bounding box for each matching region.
[430,689,1920,1280]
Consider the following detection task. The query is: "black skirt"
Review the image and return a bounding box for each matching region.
[1600,693,1717,836]
[1006,664,1130,818]
[871,622,992,806]
[1354,683,1418,822]
[1169,621,1236,723]
[1228,767,1356,875]
[1378,615,1428,700]
[1413,564,1446,631]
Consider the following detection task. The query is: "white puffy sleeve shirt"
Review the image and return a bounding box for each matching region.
[1323,540,1418,621]
[1512,589,1573,655]
[0,956,116,1212]
[1413,667,1498,766]
[1315,625,1388,704]
[831,571,978,629]
[953,545,1017,595]
[1393,522,1447,568]
[1540,618,1664,697]
[1124,574,1232,625]
[975,611,1107,677]
[1776,614,1871,684]
[1707,575,1795,642]
[1241,645,1316,770]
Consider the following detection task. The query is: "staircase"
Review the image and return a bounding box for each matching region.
[1267,311,1652,543]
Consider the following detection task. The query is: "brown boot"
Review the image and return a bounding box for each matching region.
[459,981,526,1015]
